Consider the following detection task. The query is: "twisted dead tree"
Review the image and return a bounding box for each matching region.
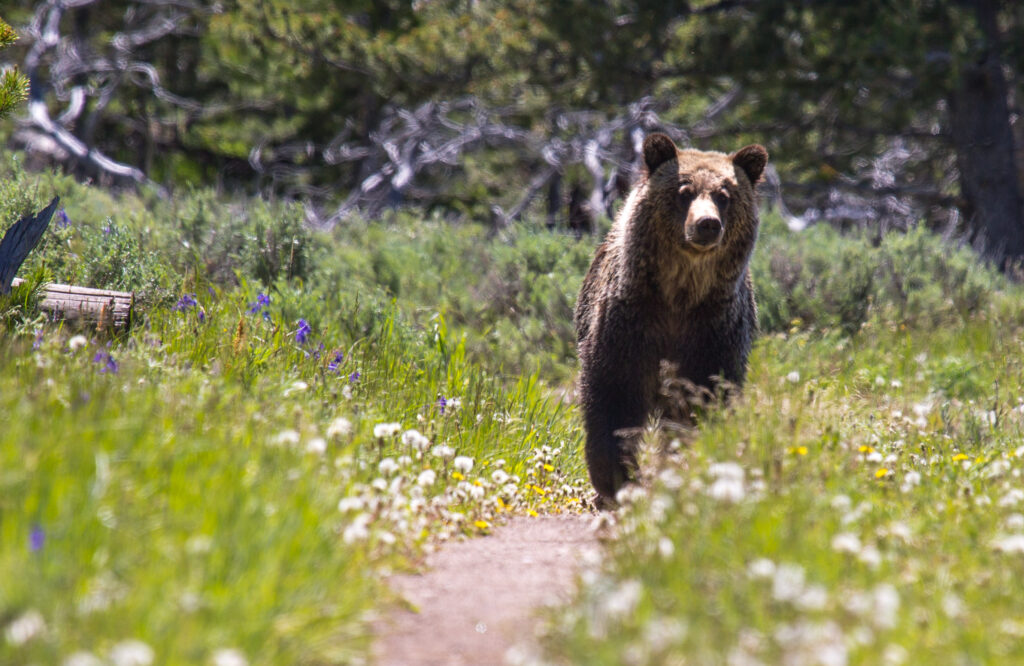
[12,0,210,191]
[298,97,692,230]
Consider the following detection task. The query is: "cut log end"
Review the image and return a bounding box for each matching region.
[10,278,135,331]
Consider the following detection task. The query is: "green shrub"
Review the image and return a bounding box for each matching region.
[752,214,1009,335]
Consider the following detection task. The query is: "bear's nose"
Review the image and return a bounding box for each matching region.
[691,216,723,245]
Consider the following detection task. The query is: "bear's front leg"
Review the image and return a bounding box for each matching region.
[579,348,655,506]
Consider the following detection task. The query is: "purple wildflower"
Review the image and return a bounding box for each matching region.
[437,395,447,415]
[198,308,206,324]
[30,524,44,552]
[55,209,70,229]
[32,329,44,350]
[247,292,271,315]
[328,350,344,373]
[102,222,113,235]
[349,371,361,383]
[93,351,119,374]
[174,294,199,311]
[295,318,312,345]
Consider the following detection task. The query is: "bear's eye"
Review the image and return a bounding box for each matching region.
[712,190,730,208]
[678,185,695,204]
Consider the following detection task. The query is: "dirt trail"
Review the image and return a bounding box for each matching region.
[373,513,597,665]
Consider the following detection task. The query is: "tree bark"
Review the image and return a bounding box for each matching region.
[0,197,59,293]
[947,0,1024,271]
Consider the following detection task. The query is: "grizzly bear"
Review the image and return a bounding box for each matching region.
[575,133,768,505]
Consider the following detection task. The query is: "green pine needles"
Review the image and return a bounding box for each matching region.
[0,17,29,120]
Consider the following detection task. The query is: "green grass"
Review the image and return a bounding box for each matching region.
[540,300,1024,664]
[0,282,586,664]
[5,153,1024,664]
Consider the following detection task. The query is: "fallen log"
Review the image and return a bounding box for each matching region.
[10,277,134,331]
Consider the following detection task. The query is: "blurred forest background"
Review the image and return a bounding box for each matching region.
[2,0,1024,270]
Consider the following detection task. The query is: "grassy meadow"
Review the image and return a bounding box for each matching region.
[539,257,1024,662]
[4,154,1024,664]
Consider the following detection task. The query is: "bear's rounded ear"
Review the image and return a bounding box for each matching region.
[643,133,678,175]
[732,144,768,184]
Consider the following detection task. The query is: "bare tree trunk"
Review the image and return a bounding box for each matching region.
[947,0,1024,271]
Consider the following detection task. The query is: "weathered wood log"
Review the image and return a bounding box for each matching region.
[10,277,134,331]
[0,196,59,293]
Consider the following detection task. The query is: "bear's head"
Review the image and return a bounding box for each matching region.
[642,133,768,254]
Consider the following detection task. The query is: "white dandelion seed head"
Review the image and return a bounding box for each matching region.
[68,335,88,351]
[337,496,364,513]
[883,644,908,665]
[431,444,455,460]
[401,428,431,450]
[4,609,45,646]
[657,537,675,559]
[771,563,806,603]
[796,584,829,612]
[417,469,437,487]
[709,462,745,481]
[871,584,901,630]
[942,592,965,619]
[786,370,801,384]
[830,494,852,511]
[453,456,474,474]
[831,532,862,554]
[748,558,776,579]
[491,469,510,485]
[992,533,1024,554]
[342,514,371,544]
[858,544,882,569]
[374,422,402,438]
[274,429,300,446]
[707,462,746,503]
[63,652,105,666]
[211,648,249,666]
[305,437,327,455]
[657,467,684,490]
[602,579,644,619]
[900,470,922,493]
[378,458,400,476]
[1000,488,1024,507]
[326,417,352,438]
[109,639,155,666]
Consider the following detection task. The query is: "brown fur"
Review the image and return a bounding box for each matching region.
[575,133,768,504]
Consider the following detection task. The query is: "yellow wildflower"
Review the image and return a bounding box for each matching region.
[951,453,969,462]
[474,520,490,530]
[875,468,889,478]
[543,463,555,472]
[452,471,465,481]
[527,509,538,517]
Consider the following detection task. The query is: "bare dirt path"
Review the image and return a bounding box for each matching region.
[373,513,597,665]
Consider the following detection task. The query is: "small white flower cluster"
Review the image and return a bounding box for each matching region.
[707,461,746,503]
[334,430,586,550]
